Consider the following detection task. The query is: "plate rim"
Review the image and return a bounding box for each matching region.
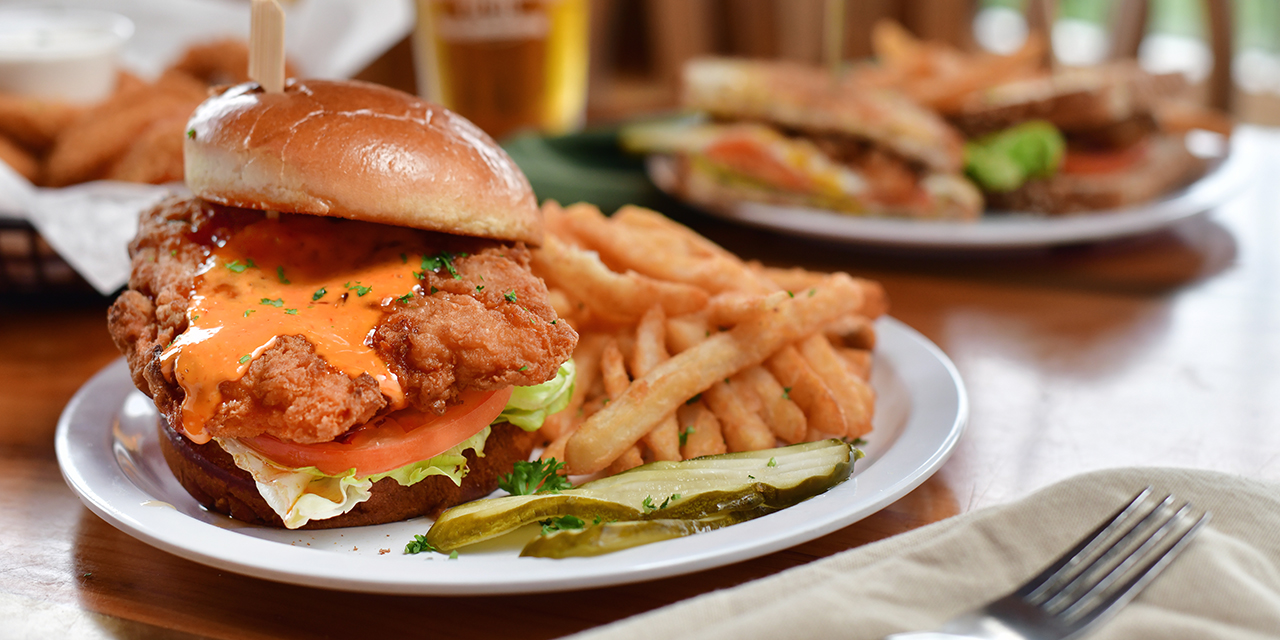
[55,316,967,595]
[647,128,1260,249]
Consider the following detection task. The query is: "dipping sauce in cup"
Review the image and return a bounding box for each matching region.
[0,7,134,104]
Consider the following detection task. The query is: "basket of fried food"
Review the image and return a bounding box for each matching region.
[0,40,295,293]
[530,201,886,477]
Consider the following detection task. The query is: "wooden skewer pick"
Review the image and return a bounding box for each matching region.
[249,0,286,93]
[824,0,846,82]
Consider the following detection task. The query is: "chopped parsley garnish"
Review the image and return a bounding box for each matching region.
[518,365,528,371]
[748,475,756,480]
[430,286,439,294]
[476,285,485,292]
[238,354,251,364]
[808,288,817,297]
[642,496,658,513]
[767,457,777,468]
[397,293,413,304]
[787,290,795,298]
[169,249,177,256]
[659,494,681,509]
[421,251,465,280]
[343,281,372,297]
[504,291,517,303]
[312,287,327,301]
[782,387,792,400]
[400,253,408,264]
[186,128,196,139]
[276,266,290,284]
[260,297,284,307]
[191,315,200,321]
[539,514,586,535]
[679,426,695,446]
[404,534,438,554]
[448,550,459,560]
[284,308,298,315]
[498,458,572,495]
[550,319,557,325]
[243,309,255,317]
[225,259,251,273]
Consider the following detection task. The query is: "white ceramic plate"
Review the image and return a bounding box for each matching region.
[55,317,966,595]
[648,129,1260,249]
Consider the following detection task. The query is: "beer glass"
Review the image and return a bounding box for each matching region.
[413,0,589,140]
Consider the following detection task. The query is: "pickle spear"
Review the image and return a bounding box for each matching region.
[426,439,857,553]
[521,508,773,558]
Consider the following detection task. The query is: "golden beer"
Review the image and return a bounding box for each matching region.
[414,0,588,140]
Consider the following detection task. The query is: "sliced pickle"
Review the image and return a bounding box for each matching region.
[427,439,856,552]
[521,508,774,558]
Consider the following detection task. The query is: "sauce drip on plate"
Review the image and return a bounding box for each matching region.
[161,213,426,444]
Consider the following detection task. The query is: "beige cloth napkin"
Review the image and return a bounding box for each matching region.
[565,468,1280,640]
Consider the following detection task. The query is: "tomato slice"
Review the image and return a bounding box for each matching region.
[242,387,514,476]
[1061,143,1147,175]
[704,135,814,193]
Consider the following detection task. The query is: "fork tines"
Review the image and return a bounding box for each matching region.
[1017,487,1210,628]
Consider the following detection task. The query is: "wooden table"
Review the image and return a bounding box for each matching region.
[4,131,1278,639]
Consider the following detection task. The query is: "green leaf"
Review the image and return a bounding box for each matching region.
[539,514,586,535]
[260,297,284,307]
[404,534,439,554]
[312,287,327,301]
[498,458,572,495]
[504,291,518,303]
[276,266,290,284]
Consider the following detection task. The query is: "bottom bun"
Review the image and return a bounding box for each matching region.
[159,419,538,529]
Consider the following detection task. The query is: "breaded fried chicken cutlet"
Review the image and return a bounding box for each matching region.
[107,79,578,529]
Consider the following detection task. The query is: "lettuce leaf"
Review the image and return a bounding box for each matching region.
[497,360,576,431]
[217,427,491,529]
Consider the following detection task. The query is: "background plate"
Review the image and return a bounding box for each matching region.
[647,129,1261,249]
[55,317,966,595]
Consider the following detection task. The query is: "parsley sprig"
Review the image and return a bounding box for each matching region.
[404,534,439,555]
[497,458,572,496]
[539,514,586,535]
[420,251,466,280]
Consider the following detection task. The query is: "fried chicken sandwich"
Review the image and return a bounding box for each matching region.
[108,79,578,529]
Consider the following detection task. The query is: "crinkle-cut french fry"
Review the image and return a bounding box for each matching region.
[799,334,874,437]
[702,380,775,452]
[632,306,681,461]
[825,313,877,351]
[734,365,807,444]
[530,235,709,324]
[540,333,608,441]
[839,347,874,381]
[564,204,771,294]
[766,345,849,438]
[676,401,728,459]
[564,273,865,474]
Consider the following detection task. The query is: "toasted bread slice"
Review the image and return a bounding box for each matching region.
[682,57,965,174]
[951,62,1188,138]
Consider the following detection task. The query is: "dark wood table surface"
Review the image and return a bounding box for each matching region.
[3,130,1277,639]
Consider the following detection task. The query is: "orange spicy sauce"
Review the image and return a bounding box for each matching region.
[160,213,428,444]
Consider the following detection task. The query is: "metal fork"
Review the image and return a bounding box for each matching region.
[885,488,1210,640]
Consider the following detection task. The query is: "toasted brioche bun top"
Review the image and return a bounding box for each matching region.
[184,79,542,245]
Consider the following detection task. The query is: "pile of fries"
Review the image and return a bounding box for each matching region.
[531,202,887,476]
